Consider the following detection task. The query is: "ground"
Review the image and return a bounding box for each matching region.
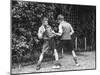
[11,51,96,74]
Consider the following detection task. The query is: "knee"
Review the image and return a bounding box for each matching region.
[41,51,45,55]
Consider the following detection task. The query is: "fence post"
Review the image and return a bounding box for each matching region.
[75,37,78,50]
[85,37,87,50]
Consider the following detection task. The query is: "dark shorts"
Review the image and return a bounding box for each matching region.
[57,40,73,52]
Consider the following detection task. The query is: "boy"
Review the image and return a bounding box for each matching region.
[36,17,61,70]
[55,14,80,66]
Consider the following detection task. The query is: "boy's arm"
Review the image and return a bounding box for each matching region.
[37,26,45,39]
[69,24,74,35]
[55,24,63,36]
[33,37,39,44]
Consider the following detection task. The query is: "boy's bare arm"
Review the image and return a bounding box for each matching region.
[69,24,74,35]
[54,24,62,36]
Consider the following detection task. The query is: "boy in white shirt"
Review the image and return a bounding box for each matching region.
[55,14,80,66]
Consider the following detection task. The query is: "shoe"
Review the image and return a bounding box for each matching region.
[36,64,41,70]
[75,63,80,66]
[52,65,57,69]
[52,63,61,69]
[52,65,61,69]
[56,65,61,68]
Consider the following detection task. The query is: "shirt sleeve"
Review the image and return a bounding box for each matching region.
[37,26,45,38]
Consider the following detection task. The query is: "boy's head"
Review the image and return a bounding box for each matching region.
[57,14,64,23]
[42,17,48,25]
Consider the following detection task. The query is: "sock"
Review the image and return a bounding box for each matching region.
[73,57,78,64]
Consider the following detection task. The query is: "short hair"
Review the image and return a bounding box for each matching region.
[57,14,64,20]
[41,17,48,23]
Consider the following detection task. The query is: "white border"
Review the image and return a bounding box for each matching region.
[0,0,100,75]
[23,0,97,5]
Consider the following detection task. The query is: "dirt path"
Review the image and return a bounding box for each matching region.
[12,51,96,74]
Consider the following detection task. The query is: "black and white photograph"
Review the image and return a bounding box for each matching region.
[11,0,96,74]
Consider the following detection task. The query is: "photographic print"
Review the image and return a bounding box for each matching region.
[11,0,96,74]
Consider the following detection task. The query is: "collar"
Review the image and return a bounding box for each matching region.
[60,21,65,24]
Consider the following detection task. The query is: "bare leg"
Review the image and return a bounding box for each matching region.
[72,50,80,66]
[72,50,77,57]
[36,52,44,70]
[37,52,44,66]
[54,49,59,61]
[61,48,64,58]
[52,49,61,69]
[36,47,49,70]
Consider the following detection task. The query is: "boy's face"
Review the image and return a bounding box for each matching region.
[57,19,62,24]
[43,20,48,25]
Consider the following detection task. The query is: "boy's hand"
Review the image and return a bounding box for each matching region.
[69,33,72,35]
[69,29,74,35]
[34,37,40,44]
[54,33,59,37]
[35,39,39,43]
[54,33,57,35]
[52,31,57,36]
